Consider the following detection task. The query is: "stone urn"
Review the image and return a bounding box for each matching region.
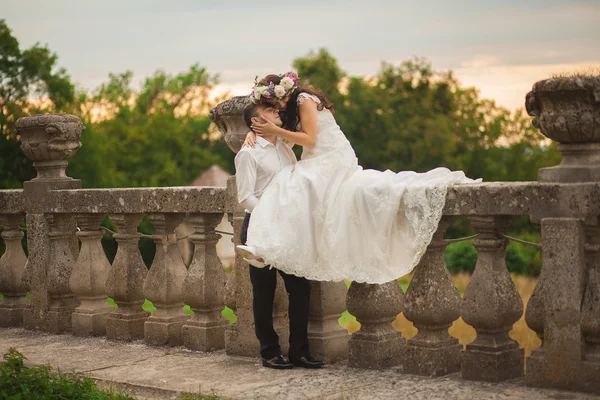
[15,114,85,181]
[526,76,600,182]
[209,96,251,153]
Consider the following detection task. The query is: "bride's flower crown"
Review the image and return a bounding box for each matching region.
[249,72,299,104]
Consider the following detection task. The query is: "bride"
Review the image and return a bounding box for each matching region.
[237,72,481,284]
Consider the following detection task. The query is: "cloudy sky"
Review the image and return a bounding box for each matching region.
[3,0,599,110]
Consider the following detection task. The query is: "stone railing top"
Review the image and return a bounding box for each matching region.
[8,181,600,218]
[36,186,230,215]
[0,189,25,214]
[444,181,600,217]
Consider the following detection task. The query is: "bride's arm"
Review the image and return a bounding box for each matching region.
[252,100,318,147]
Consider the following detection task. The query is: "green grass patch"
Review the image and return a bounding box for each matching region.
[0,348,134,399]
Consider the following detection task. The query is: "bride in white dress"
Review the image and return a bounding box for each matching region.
[238,72,481,284]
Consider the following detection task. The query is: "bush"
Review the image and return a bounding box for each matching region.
[0,349,134,400]
[444,232,542,276]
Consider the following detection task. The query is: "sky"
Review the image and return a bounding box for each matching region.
[2,0,599,110]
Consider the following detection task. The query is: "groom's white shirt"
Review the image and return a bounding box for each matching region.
[234,135,297,213]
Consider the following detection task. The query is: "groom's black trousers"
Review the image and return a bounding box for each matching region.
[241,212,312,360]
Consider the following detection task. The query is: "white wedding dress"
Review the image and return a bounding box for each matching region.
[245,92,481,284]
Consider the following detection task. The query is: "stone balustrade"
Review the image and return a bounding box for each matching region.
[1,75,599,395]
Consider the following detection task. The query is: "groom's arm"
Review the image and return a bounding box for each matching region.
[234,151,259,212]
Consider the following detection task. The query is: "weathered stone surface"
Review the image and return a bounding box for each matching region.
[445,182,600,218]
[45,214,79,333]
[0,213,27,327]
[309,281,349,363]
[0,190,25,214]
[402,216,462,377]
[347,281,404,369]
[70,214,113,336]
[143,214,189,346]
[105,214,149,341]
[225,177,260,357]
[527,218,586,390]
[16,114,84,181]
[181,213,228,352]
[209,96,252,153]
[461,216,524,382]
[0,328,591,400]
[582,217,600,364]
[526,76,600,183]
[41,187,230,214]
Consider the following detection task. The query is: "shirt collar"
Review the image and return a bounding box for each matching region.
[256,135,276,148]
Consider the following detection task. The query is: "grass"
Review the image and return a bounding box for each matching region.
[550,66,600,78]
[0,349,224,400]
[0,348,134,400]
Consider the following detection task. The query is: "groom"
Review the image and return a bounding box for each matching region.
[234,103,324,370]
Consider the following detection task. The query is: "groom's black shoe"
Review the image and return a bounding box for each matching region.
[290,355,325,369]
[262,354,295,370]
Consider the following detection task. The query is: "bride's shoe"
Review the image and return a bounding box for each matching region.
[237,245,267,268]
[243,257,267,269]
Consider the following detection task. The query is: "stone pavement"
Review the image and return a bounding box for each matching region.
[1,328,598,400]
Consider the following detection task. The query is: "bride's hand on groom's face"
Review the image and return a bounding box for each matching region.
[251,116,279,136]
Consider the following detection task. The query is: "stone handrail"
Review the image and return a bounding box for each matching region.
[1,75,600,395]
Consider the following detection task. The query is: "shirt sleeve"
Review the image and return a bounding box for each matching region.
[234,151,259,212]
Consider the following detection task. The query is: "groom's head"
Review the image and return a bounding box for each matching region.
[243,103,283,132]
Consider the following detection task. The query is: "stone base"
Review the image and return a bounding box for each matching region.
[225,322,260,357]
[144,315,189,346]
[106,311,149,341]
[526,351,600,394]
[348,331,404,369]
[182,320,228,351]
[274,325,290,357]
[538,165,600,183]
[72,308,112,336]
[402,342,462,377]
[45,308,73,334]
[23,305,44,330]
[309,329,350,363]
[0,305,26,327]
[462,347,524,382]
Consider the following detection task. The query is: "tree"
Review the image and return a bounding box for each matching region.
[68,65,233,188]
[0,19,76,188]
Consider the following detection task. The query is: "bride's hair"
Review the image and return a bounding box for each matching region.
[258,74,334,131]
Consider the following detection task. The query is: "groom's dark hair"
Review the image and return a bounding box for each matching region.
[243,103,260,131]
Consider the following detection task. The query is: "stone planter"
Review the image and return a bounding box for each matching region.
[526,76,600,182]
[15,114,85,181]
[209,96,251,153]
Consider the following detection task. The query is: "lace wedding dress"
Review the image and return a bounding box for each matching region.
[245,92,481,284]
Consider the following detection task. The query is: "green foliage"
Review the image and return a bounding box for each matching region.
[0,19,76,188]
[444,233,542,276]
[0,348,134,400]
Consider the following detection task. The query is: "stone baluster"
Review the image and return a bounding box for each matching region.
[105,214,149,341]
[0,213,27,327]
[182,213,228,351]
[309,281,350,363]
[347,281,404,369]
[402,216,462,376]
[69,214,113,336]
[582,218,600,366]
[143,213,190,346]
[45,214,79,333]
[462,216,524,381]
